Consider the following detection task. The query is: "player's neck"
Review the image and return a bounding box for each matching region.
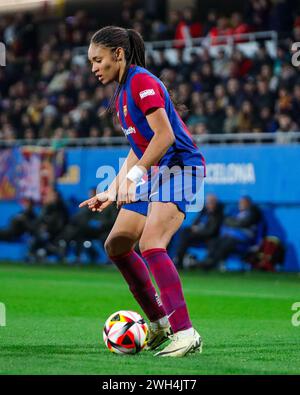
[117,60,128,84]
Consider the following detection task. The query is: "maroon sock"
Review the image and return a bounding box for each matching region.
[142,248,192,333]
[109,250,166,322]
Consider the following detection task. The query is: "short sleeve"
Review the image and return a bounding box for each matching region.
[130,73,165,115]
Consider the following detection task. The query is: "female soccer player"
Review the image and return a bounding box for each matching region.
[79,26,206,357]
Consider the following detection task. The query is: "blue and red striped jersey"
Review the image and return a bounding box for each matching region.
[116,65,206,172]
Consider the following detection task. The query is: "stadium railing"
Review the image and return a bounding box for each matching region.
[72,30,278,64]
[144,30,278,50]
[1,131,300,148]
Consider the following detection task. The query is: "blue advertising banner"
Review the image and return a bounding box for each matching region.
[1,144,299,270]
[201,144,300,204]
[56,144,300,205]
[57,147,129,201]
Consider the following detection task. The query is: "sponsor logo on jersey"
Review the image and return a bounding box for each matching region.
[122,126,136,136]
[139,89,155,99]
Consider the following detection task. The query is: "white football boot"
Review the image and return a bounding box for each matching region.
[154,327,202,357]
[144,321,173,351]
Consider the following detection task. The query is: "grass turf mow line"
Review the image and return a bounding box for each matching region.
[0,263,299,374]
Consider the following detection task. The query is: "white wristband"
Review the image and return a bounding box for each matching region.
[126,165,145,184]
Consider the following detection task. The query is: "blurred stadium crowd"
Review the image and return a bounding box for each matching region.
[0,189,284,270]
[0,0,300,143]
[0,188,118,264]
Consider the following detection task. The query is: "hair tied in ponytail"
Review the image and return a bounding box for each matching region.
[91,26,146,114]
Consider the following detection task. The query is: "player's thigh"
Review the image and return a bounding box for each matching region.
[104,207,146,256]
[139,202,185,252]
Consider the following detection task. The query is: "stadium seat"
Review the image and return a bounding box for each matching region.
[185,217,267,271]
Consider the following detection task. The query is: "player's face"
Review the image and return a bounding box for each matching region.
[88,43,120,85]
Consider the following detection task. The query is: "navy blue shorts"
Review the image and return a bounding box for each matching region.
[122,165,205,218]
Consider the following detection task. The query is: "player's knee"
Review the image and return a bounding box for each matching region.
[104,236,121,257]
[139,231,166,253]
[104,234,134,257]
[104,237,113,256]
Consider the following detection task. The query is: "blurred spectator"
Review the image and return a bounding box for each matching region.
[51,188,118,263]
[237,100,256,132]
[276,87,293,113]
[0,198,36,241]
[252,42,274,73]
[209,16,231,45]
[174,7,202,47]
[213,49,230,79]
[193,122,208,135]
[231,49,253,77]
[203,9,218,36]
[51,127,67,149]
[200,62,219,93]
[164,10,180,40]
[292,84,300,126]
[273,46,290,77]
[278,63,298,90]
[214,84,229,111]
[241,77,257,103]
[224,105,239,133]
[229,12,252,38]
[205,99,225,133]
[276,112,299,144]
[174,194,224,269]
[244,0,271,31]
[28,189,69,262]
[187,104,207,128]
[275,112,298,134]
[254,106,277,133]
[189,70,202,93]
[256,78,275,109]
[226,78,243,108]
[195,196,263,270]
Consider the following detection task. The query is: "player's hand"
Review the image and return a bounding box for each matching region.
[79,189,116,212]
[117,178,136,209]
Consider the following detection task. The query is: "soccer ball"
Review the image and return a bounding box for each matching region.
[103,310,148,355]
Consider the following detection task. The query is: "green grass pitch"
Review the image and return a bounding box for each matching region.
[0,263,300,375]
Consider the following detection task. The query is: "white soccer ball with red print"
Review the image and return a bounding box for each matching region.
[103,310,148,354]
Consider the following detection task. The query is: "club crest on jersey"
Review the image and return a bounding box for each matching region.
[139,89,155,99]
[123,105,127,117]
[121,126,136,136]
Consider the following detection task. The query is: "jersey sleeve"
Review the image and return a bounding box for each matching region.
[130,73,165,115]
